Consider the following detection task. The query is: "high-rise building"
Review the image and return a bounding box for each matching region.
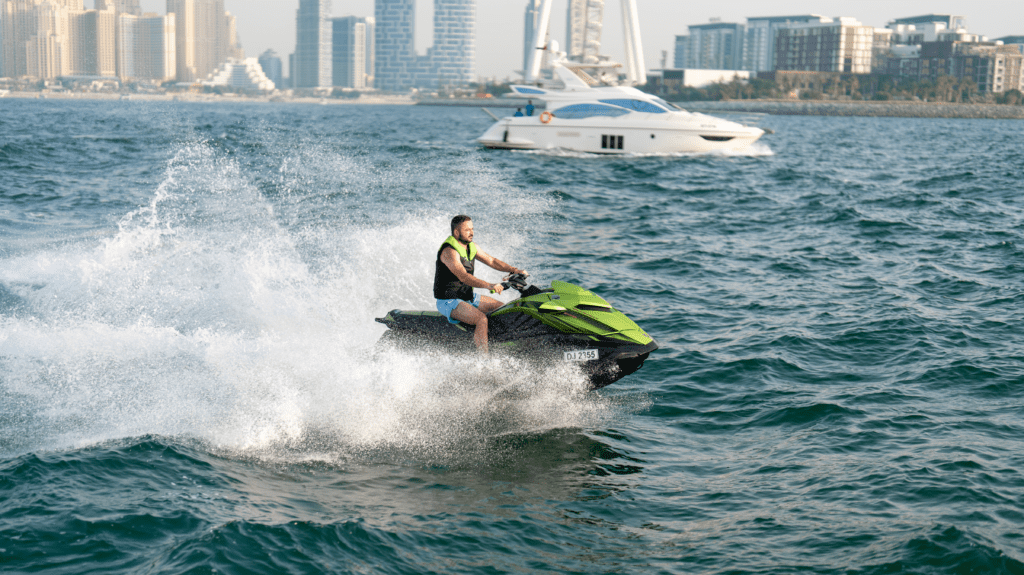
[166,0,230,82]
[96,0,141,79]
[374,0,474,91]
[29,0,87,78]
[742,15,831,72]
[165,0,194,80]
[96,0,140,16]
[258,48,282,88]
[422,0,473,88]
[115,12,135,78]
[2,0,92,78]
[684,21,744,70]
[287,52,294,87]
[193,0,225,78]
[332,15,374,89]
[139,12,175,81]
[1,2,26,78]
[115,11,175,82]
[72,7,116,76]
[225,11,241,59]
[374,0,415,91]
[565,0,602,64]
[672,35,688,69]
[294,0,331,88]
[523,0,541,74]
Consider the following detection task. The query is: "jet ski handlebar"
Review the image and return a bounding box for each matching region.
[491,272,532,294]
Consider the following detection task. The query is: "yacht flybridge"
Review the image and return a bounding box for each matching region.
[477,60,766,155]
[477,0,765,155]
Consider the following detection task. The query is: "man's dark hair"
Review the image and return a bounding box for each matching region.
[451,214,472,234]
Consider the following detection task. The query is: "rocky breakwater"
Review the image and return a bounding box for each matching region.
[687,99,1024,119]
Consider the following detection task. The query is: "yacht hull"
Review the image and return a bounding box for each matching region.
[477,116,764,154]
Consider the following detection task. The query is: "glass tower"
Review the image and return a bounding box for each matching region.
[332,16,374,89]
[374,0,474,92]
[295,0,332,88]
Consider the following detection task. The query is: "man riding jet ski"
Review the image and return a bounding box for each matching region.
[430,214,526,354]
[376,276,658,390]
[375,215,657,389]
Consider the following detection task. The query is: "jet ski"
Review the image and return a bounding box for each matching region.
[374,274,657,389]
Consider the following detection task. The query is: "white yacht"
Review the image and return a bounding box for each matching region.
[478,61,765,155]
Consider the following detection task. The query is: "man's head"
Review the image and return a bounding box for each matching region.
[451,215,473,244]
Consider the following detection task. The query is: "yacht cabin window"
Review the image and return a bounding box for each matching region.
[599,99,668,113]
[551,104,631,119]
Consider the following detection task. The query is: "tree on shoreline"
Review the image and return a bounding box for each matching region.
[643,73,1024,106]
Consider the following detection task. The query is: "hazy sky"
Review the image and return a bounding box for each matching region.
[136,1,1023,80]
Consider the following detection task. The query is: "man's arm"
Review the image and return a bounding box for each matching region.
[440,246,503,292]
[475,249,524,276]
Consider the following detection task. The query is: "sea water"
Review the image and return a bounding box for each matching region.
[1,99,1023,574]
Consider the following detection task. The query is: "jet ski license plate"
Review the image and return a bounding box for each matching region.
[564,349,599,362]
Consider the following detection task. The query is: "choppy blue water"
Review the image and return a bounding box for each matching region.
[2,98,1023,574]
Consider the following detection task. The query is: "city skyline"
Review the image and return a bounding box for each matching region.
[135,0,1022,79]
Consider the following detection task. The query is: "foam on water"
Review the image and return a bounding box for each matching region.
[517,141,774,159]
[0,137,632,461]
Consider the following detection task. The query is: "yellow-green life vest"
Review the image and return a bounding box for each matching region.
[433,236,478,300]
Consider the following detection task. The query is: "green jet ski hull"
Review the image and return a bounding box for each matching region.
[375,279,658,389]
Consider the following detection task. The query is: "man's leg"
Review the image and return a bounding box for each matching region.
[478,295,503,314]
[450,301,489,353]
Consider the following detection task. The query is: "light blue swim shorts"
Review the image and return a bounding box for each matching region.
[436,292,482,324]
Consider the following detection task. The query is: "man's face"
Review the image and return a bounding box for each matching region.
[454,220,474,244]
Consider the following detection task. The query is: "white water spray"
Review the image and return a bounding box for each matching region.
[0,138,634,461]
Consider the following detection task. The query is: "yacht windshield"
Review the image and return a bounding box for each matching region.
[551,103,631,119]
[651,96,684,111]
[599,99,668,113]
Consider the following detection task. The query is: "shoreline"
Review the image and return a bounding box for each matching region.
[684,99,1024,119]
[0,90,416,105]
[5,90,1023,118]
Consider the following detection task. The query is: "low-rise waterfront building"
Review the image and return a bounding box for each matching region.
[742,15,831,72]
[202,56,274,91]
[774,17,884,74]
[890,14,967,34]
[881,39,1024,95]
[994,36,1024,57]
[656,68,751,89]
[995,36,1024,55]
